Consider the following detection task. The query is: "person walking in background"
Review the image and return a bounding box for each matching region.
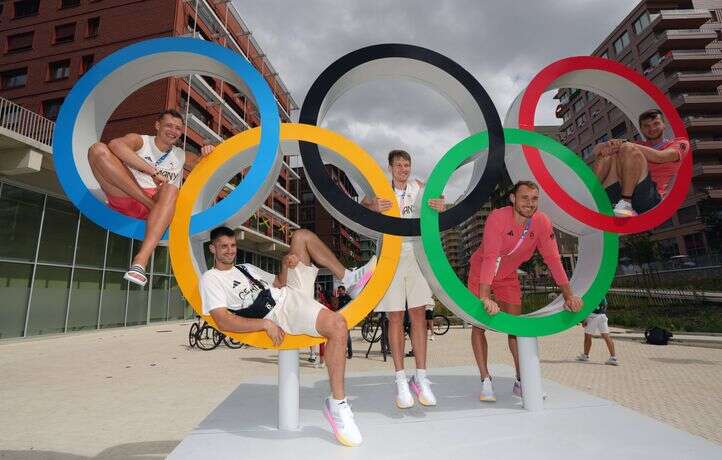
[577,297,618,366]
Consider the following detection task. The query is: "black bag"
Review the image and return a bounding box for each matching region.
[645,326,673,345]
[230,265,276,319]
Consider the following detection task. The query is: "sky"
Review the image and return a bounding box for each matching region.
[232,0,640,201]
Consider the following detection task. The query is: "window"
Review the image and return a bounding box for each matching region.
[87,17,100,37]
[559,93,570,105]
[7,31,34,53]
[633,11,651,34]
[600,51,609,59]
[13,0,39,18]
[683,233,706,257]
[591,109,600,118]
[677,206,699,224]
[576,114,587,128]
[1,67,28,89]
[573,98,585,112]
[42,98,64,120]
[611,122,627,139]
[60,0,81,8]
[80,54,94,74]
[49,59,70,80]
[595,133,609,144]
[563,111,572,123]
[54,23,76,44]
[613,32,630,54]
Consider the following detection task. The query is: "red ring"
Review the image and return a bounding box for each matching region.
[518,56,691,234]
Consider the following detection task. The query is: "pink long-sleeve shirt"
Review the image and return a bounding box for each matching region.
[468,206,569,295]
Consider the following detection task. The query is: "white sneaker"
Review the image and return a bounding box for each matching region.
[576,353,589,362]
[345,256,377,298]
[395,377,415,409]
[605,356,619,366]
[613,200,637,217]
[323,398,362,447]
[479,377,496,402]
[409,375,437,406]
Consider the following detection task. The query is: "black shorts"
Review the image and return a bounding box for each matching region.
[605,174,661,214]
[425,309,434,320]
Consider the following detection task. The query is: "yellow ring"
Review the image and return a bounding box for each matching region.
[169,123,402,349]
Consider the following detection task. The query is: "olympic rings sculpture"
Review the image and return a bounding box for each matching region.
[54,39,691,346]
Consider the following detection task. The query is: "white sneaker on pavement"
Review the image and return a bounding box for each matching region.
[479,377,496,402]
[395,376,415,409]
[323,397,363,447]
[605,356,619,366]
[576,353,589,362]
[409,375,437,406]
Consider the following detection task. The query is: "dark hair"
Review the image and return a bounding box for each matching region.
[210,226,235,242]
[638,109,663,125]
[158,109,184,123]
[511,180,539,195]
[388,149,411,165]
[337,285,346,291]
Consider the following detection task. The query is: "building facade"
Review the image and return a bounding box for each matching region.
[554,0,722,258]
[0,0,298,339]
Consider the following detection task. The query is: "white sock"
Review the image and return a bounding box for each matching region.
[416,368,427,381]
[395,370,406,381]
[330,397,347,406]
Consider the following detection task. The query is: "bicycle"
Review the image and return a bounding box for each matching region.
[188,316,245,350]
[431,314,451,335]
[361,312,384,343]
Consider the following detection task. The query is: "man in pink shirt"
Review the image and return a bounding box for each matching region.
[591,109,690,217]
[467,181,583,401]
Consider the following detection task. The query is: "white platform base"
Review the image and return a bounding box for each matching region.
[169,365,721,459]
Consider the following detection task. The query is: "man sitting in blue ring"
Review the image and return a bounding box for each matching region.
[87,109,212,286]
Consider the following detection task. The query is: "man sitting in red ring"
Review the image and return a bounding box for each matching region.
[591,109,690,217]
[87,109,213,286]
[467,181,583,402]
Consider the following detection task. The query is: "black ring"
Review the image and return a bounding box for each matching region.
[298,43,506,236]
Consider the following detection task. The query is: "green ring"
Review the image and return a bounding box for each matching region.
[420,128,619,337]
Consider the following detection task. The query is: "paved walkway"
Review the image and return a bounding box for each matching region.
[1,322,721,458]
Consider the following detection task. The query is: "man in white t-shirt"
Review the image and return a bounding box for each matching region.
[200,226,376,447]
[361,149,445,409]
[87,109,212,287]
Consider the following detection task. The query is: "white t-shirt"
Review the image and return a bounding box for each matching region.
[130,135,185,189]
[200,264,285,316]
[393,178,422,251]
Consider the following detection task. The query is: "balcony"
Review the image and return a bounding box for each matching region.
[684,116,722,133]
[183,0,296,120]
[706,188,722,200]
[655,29,717,51]
[693,163,722,179]
[691,140,722,156]
[651,9,712,31]
[666,71,722,91]
[659,49,722,71]
[185,75,250,131]
[186,113,223,143]
[673,93,722,111]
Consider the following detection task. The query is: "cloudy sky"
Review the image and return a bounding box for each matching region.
[233,0,639,201]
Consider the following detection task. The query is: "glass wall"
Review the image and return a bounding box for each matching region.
[0,181,192,339]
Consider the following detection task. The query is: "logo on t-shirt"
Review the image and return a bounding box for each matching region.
[507,230,514,236]
[402,204,414,216]
[233,280,240,289]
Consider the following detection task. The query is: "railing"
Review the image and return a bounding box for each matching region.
[0,97,54,148]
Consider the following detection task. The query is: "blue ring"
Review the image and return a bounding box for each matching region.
[54,37,280,240]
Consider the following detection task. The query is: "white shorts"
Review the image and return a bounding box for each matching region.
[266,262,325,336]
[584,314,610,335]
[376,248,433,312]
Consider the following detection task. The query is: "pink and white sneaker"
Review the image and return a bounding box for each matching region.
[323,397,362,447]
